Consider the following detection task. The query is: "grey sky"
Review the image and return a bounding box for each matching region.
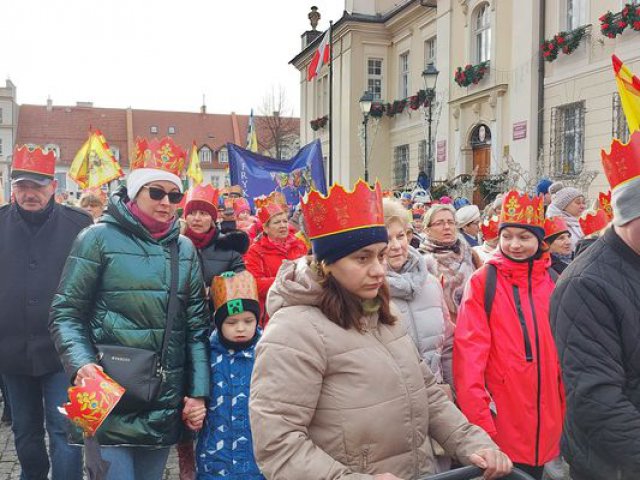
[3,0,344,116]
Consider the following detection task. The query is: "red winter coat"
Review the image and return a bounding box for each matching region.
[453,252,565,466]
[244,233,308,324]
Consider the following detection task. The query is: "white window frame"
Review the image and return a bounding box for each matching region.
[218,148,229,164]
[473,3,491,63]
[150,126,158,134]
[554,101,585,176]
[399,52,410,99]
[566,0,587,30]
[199,146,212,164]
[393,144,410,187]
[424,37,437,68]
[168,126,176,135]
[367,58,383,101]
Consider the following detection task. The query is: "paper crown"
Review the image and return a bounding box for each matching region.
[254,191,287,210]
[185,184,219,209]
[12,144,56,178]
[601,130,640,190]
[480,215,500,241]
[132,137,186,176]
[544,216,569,239]
[233,197,251,215]
[412,207,425,219]
[257,203,286,225]
[500,190,545,230]
[579,209,610,236]
[211,270,259,312]
[598,191,614,221]
[301,179,385,240]
[58,370,125,436]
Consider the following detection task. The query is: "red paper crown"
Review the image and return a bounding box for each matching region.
[480,215,500,241]
[234,197,251,215]
[12,144,56,178]
[544,216,569,239]
[301,179,384,240]
[254,191,287,210]
[257,203,285,225]
[579,209,610,236]
[412,207,425,219]
[500,190,545,230]
[132,137,186,176]
[598,191,613,221]
[58,370,125,436]
[601,130,640,190]
[185,184,219,209]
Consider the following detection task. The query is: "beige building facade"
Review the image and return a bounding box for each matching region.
[0,79,18,202]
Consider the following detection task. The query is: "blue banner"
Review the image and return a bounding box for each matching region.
[228,140,327,208]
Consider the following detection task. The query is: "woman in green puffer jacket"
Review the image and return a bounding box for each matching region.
[49,163,210,480]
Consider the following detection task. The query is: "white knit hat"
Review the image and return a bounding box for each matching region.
[126,168,183,200]
[455,205,481,228]
[550,181,583,211]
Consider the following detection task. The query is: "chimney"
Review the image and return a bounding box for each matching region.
[46,96,53,112]
[201,94,206,114]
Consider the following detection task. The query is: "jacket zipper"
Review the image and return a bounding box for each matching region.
[527,263,542,466]
[511,285,533,361]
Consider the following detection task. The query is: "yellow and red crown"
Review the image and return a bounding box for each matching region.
[480,215,500,241]
[12,144,56,178]
[58,370,125,436]
[500,190,545,230]
[132,137,186,177]
[544,216,569,239]
[579,209,610,236]
[185,184,219,209]
[601,130,640,190]
[598,191,613,221]
[212,270,259,311]
[301,179,385,240]
[254,191,287,211]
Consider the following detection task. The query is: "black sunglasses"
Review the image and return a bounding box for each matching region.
[142,186,184,204]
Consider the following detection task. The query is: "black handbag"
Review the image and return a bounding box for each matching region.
[95,241,179,412]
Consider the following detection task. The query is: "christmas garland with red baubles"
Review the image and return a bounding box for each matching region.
[541,26,587,62]
[600,3,640,38]
[454,62,490,87]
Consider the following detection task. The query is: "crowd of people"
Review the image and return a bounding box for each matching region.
[0,135,638,480]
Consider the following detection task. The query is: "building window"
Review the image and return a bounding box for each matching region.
[566,0,587,30]
[393,144,410,187]
[612,92,630,143]
[474,3,491,63]
[315,75,330,116]
[109,147,120,161]
[419,139,434,178]
[399,52,410,99]
[150,126,158,134]
[367,58,383,101]
[168,126,176,134]
[551,101,585,176]
[218,148,229,163]
[424,37,437,68]
[199,146,212,164]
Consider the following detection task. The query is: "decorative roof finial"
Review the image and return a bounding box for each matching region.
[309,6,320,31]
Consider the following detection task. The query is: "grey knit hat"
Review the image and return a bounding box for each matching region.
[550,182,583,211]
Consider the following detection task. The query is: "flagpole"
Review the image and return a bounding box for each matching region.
[328,21,334,186]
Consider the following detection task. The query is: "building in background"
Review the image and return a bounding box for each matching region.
[15,101,299,196]
[0,80,18,203]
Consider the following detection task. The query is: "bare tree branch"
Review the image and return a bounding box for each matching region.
[256,86,300,159]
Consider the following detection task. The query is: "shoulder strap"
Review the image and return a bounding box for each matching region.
[484,263,498,321]
[159,241,180,373]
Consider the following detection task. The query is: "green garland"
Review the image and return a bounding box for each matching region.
[600,3,640,38]
[541,26,586,62]
[454,62,489,87]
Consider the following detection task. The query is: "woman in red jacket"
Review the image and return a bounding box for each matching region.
[453,190,565,480]
[244,202,308,325]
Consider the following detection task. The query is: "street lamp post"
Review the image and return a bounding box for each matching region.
[421,63,439,181]
[359,91,374,183]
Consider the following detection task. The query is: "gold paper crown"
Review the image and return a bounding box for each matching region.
[301,179,385,239]
[254,191,287,210]
[211,271,259,312]
[500,190,545,230]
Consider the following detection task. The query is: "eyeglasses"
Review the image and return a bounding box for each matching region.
[142,186,184,204]
[429,220,456,228]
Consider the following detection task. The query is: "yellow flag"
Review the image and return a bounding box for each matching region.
[187,141,204,185]
[613,55,640,134]
[69,131,124,189]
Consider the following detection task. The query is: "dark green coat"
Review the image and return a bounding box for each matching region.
[49,189,210,446]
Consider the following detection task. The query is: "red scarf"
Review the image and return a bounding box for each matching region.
[184,225,217,249]
[127,201,174,240]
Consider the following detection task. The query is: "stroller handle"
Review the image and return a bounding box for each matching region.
[416,465,536,480]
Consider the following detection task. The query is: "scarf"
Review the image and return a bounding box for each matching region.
[126,201,174,239]
[386,247,428,301]
[421,235,477,321]
[184,225,217,250]
[16,196,55,231]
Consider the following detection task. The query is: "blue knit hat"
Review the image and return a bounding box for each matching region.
[311,226,388,264]
[536,178,553,195]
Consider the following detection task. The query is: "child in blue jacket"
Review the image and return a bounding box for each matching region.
[196,271,264,479]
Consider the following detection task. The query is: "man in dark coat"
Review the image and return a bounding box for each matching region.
[0,145,92,480]
[550,138,640,480]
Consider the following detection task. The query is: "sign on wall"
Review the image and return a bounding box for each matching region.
[437,140,447,162]
[513,121,527,141]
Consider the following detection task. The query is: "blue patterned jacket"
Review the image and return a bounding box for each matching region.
[196,330,264,479]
